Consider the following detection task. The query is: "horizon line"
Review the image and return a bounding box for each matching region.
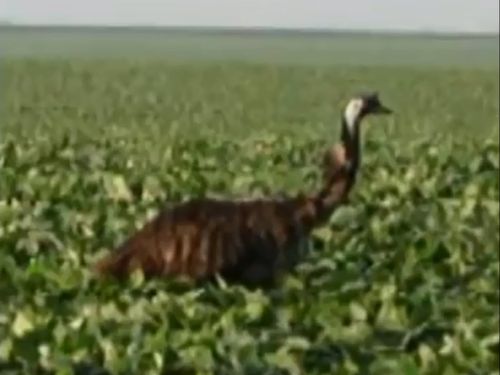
[1,22,499,37]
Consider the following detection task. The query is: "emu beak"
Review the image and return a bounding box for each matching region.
[375,104,393,114]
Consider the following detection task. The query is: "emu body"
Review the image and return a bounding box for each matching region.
[93,166,349,287]
[93,92,392,287]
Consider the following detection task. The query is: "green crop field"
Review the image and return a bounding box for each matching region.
[0,26,499,374]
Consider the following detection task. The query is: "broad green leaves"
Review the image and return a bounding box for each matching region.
[1,58,499,374]
[1,132,497,374]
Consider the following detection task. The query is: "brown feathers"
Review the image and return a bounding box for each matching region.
[92,92,393,288]
[93,162,350,288]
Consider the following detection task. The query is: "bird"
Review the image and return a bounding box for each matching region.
[92,92,393,288]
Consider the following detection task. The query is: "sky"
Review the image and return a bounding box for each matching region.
[2,0,499,33]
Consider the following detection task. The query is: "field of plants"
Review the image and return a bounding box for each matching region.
[1,28,499,374]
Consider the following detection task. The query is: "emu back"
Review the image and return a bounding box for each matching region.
[93,195,320,287]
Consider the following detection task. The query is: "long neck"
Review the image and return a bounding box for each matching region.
[340,113,362,179]
[294,112,363,230]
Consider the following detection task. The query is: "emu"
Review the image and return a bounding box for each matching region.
[92,92,392,288]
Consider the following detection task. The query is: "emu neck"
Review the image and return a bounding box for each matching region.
[294,113,363,230]
[340,114,361,178]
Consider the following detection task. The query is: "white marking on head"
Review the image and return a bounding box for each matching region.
[343,98,364,134]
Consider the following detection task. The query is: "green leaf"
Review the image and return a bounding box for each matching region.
[103,173,133,202]
[266,348,302,375]
[350,302,367,322]
[0,339,13,360]
[12,311,34,338]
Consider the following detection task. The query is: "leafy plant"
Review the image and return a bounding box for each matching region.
[1,58,498,374]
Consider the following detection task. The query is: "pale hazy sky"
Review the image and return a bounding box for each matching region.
[2,0,499,33]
